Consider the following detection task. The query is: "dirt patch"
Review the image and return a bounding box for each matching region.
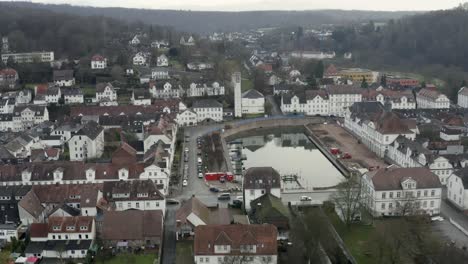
[202,132,227,172]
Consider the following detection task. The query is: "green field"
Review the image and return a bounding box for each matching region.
[241,79,253,92]
[96,253,156,264]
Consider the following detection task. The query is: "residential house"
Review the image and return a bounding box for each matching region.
[175,109,198,126]
[68,121,104,161]
[102,210,163,249]
[327,85,362,117]
[130,35,141,45]
[290,51,336,60]
[61,88,84,104]
[187,62,214,71]
[95,83,118,105]
[53,70,75,87]
[458,86,468,108]
[339,68,375,83]
[361,167,442,216]
[180,36,195,46]
[249,194,290,240]
[0,185,30,241]
[51,122,83,142]
[25,216,95,259]
[152,67,170,80]
[151,40,169,49]
[131,89,152,105]
[417,88,450,109]
[133,52,148,66]
[241,89,265,115]
[0,68,18,89]
[91,55,107,70]
[102,180,165,213]
[386,77,419,88]
[243,167,281,211]
[447,168,468,211]
[12,105,49,132]
[149,81,183,99]
[193,99,223,122]
[187,82,225,97]
[361,88,416,110]
[175,196,232,239]
[194,224,278,264]
[345,102,417,157]
[156,54,169,67]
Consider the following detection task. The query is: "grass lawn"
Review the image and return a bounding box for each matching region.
[0,250,11,263]
[176,241,194,264]
[243,113,265,119]
[96,253,156,264]
[327,211,377,264]
[82,86,96,97]
[241,79,253,92]
[170,60,184,71]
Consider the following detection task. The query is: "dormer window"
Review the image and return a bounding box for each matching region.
[66,226,75,231]
[53,226,60,231]
[137,193,148,198]
[80,226,88,231]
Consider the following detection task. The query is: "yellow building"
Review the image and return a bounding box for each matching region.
[339,68,374,83]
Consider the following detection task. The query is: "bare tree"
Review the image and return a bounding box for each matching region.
[331,174,361,227]
[393,191,424,216]
[219,255,273,264]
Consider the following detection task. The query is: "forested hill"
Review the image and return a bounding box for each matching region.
[341,8,468,70]
[0,4,170,58]
[1,2,417,33]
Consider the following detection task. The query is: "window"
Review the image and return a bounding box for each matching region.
[136,202,140,208]
[431,190,435,196]
[430,201,434,207]
[424,190,428,196]
[200,257,204,263]
[382,192,386,199]
[396,192,401,198]
[417,191,421,197]
[381,203,386,209]
[389,192,393,198]
[389,203,393,209]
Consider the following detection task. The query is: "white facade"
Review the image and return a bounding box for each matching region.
[232,72,242,118]
[115,199,165,212]
[149,82,182,99]
[329,92,362,117]
[91,57,107,69]
[12,106,49,132]
[241,90,265,115]
[290,51,336,60]
[447,171,468,210]
[68,130,105,161]
[96,84,118,103]
[194,255,277,264]
[417,89,450,109]
[133,52,147,66]
[187,82,225,97]
[193,105,223,122]
[157,54,169,67]
[1,51,54,64]
[458,87,468,108]
[176,109,198,126]
[361,170,442,217]
[63,91,84,104]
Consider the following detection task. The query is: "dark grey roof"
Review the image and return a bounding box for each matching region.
[53,70,74,81]
[326,85,362,95]
[76,121,103,140]
[242,89,264,99]
[61,88,83,96]
[96,82,114,93]
[282,93,306,104]
[25,241,46,254]
[243,167,281,190]
[193,99,223,108]
[133,89,151,99]
[454,168,468,189]
[14,105,46,116]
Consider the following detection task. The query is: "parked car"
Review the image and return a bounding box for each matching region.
[198,173,203,178]
[209,187,219,193]
[184,147,189,152]
[166,199,180,205]
[231,199,242,209]
[218,193,231,200]
[300,196,312,202]
[182,180,188,187]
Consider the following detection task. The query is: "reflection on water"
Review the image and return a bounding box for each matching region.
[234,133,344,188]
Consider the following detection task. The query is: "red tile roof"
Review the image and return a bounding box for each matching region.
[91,54,106,61]
[30,223,48,239]
[48,216,94,233]
[194,224,278,256]
[367,167,441,191]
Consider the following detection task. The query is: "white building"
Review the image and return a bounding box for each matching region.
[187,82,225,97]
[151,40,169,49]
[290,51,336,60]
[361,167,442,217]
[103,180,166,214]
[180,36,195,46]
[68,121,104,161]
[241,89,265,115]
[362,88,416,110]
[243,167,281,211]
[175,109,198,126]
[12,105,49,132]
[149,81,183,99]
[417,88,450,109]
[133,52,148,66]
[457,86,468,108]
[96,83,118,103]
[193,99,223,122]
[62,88,84,104]
[194,224,278,264]
[53,70,75,87]
[91,55,107,70]
[130,35,141,45]
[152,67,170,80]
[156,54,169,67]
[345,102,417,158]
[447,168,468,211]
[232,72,242,118]
[328,85,362,117]
[45,86,61,104]
[1,51,54,64]
[26,216,95,259]
[281,90,329,116]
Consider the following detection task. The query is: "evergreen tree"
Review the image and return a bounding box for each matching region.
[380,74,387,87]
[361,77,368,88]
[314,61,324,79]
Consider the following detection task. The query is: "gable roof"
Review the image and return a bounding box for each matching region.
[194,224,278,256]
[75,121,103,140]
[242,89,264,99]
[243,167,281,190]
[250,194,290,229]
[102,210,163,240]
[53,70,74,81]
[367,167,441,191]
[193,99,223,108]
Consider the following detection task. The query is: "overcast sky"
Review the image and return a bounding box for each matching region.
[23,0,462,11]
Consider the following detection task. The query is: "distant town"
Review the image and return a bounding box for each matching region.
[1,2,468,264]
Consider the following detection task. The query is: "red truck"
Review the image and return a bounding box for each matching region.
[330,148,341,155]
[204,172,234,182]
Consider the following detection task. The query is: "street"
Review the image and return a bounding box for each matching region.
[161,208,176,264]
[437,199,468,248]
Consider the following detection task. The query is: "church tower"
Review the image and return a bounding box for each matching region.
[232,72,242,118]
